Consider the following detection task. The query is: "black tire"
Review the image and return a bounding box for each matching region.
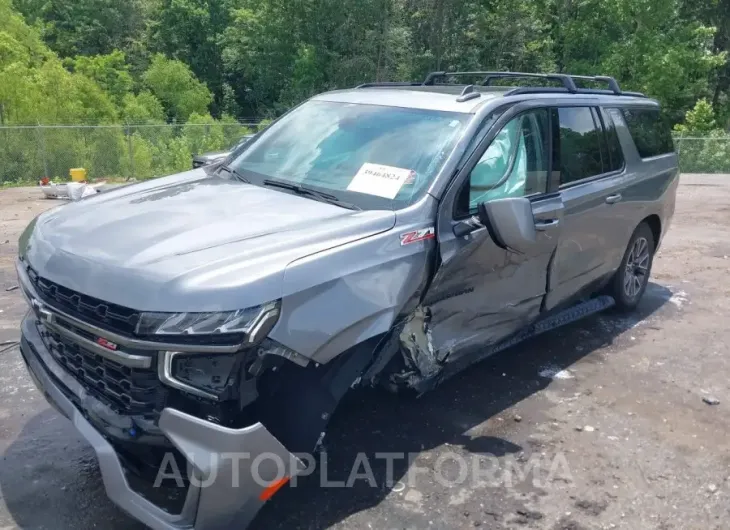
[610,222,655,312]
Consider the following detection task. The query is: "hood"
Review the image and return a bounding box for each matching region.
[25,171,396,312]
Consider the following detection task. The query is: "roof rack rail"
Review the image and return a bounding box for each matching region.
[355,71,646,98]
[505,87,647,98]
[356,81,422,89]
[423,71,579,92]
[421,70,646,97]
[570,75,628,94]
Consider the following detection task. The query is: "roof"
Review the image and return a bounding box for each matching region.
[312,85,657,115]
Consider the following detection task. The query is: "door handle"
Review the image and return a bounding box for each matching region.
[605,193,622,204]
[535,219,559,231]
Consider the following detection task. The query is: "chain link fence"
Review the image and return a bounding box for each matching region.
[0,122,260,186]
[673,136,730,173]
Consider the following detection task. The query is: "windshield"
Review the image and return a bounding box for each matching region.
[229,100,469,209]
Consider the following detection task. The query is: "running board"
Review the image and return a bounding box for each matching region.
[413,295,616,393]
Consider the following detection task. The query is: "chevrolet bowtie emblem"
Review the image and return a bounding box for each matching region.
[31,298,54,325]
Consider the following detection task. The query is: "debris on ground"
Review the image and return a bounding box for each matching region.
[39,180,105,200]
[539,364,574,379]
[0,341,19,354]
[574,499,608,516]
[703,396,720,406]
[5,285,18,292]
[516,509,544,521]
[576,425,596,432]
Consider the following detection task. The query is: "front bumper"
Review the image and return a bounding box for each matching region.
[19,315,299,530]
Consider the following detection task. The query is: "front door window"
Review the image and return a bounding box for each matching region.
[466,109,550,212]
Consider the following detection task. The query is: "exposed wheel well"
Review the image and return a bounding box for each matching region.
[642,214,662,248]
[253,336,380,453]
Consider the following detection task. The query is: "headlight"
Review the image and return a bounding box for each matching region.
[154,301,281,400]
[136,301,280,343]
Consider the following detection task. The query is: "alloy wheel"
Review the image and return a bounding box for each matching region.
[624,236,650,298]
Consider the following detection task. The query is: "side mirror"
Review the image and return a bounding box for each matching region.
[477,197,536,253]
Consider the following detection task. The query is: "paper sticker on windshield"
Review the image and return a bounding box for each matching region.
[347,163,415,199]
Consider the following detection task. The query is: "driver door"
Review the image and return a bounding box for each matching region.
[424,106,563,365]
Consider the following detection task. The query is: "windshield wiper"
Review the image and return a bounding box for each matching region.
[262,179,361,210]
[215,164,249,183]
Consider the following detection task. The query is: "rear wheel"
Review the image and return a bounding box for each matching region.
[610,223,655,312]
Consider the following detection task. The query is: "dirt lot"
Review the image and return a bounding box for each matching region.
[1,175,729,530]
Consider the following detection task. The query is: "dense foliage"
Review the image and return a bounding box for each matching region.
[3,0,730,182]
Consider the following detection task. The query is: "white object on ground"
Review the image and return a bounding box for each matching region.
[40,182,69,199]
[539,364,574,379]
[81,184,98,198]
[40,181,105,200]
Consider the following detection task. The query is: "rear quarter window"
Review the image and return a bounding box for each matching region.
[620,108,674,158]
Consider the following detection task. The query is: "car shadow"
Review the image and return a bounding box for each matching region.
[0,283,673,530]
[251,282,673,529]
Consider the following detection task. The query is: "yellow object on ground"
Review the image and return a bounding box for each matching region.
[69,168,87,182]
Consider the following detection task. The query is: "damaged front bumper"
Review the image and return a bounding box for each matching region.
[19,315,300,530]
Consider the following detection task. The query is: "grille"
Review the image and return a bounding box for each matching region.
[27,266,140,337]
[44,328,165,418]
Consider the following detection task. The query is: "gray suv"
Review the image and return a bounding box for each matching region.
[15,71,678,530]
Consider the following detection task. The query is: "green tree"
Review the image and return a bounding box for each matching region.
[554,0,725,123]
[66,51,134,104]
[681,0,730,126]
[14,0,148,57]
[0,0,118,125]
[121,90,165,124]
[149,0,230,115]
[674,98,718,134]
[142,53,212,121]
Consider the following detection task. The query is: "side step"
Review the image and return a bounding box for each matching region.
[414,295,615,393]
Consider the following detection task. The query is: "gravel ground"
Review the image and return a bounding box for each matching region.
[1,174,729,530]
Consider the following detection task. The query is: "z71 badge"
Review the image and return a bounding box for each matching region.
[400,227,436,246]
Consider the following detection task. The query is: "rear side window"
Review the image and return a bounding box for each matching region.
[620,108,674,158]
[555,107,604,184]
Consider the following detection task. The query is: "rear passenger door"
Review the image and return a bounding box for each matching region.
[544,106,628,311]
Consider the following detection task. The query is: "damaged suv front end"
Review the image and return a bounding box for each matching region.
[16,256,303,529]
[15,90,473,529]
